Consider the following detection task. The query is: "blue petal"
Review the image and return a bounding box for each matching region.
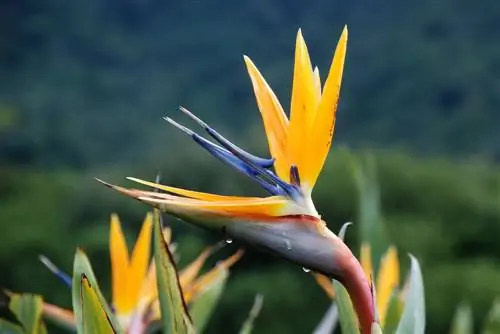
[39,255,72,288]
[165,115,301,199]
[179,107,275,169]
[192,134,286,195]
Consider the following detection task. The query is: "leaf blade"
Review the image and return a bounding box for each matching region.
[188,269,228,333]
[80,274,116,334]
[332,280,360,334]
[450,302,473,334]
[238,294,264,334]
[482,297,500,334]
[153,209,195,334]
[395,255,425,334]
[71,249,122,333]
[8,293,44,334]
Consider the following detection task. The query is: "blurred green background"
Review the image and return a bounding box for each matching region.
[1,0,500,333]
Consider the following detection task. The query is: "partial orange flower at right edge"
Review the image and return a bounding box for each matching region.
[99,27,378,333]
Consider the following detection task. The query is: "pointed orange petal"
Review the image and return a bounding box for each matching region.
[243,55,289,180]
[287,29,318,186]
[303,26,348,189]
[360,242,373,281]
[126,177,260,201]
[109,214,130,314]
[183,250,244,304]
[313,272,335,299]
[376,246,400,327]
[135,192,298,218]
[128,213,153,312]
[179,246,214,289]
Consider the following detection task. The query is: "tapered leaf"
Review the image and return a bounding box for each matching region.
[383,292,404,333]
[450,302,473,334]
[332,280,360,334]
[153,209,195,334]
[482,297,500,334]
[395,255,425,334]
[350,153,388,273]
[371,322,383,334]
[312,303,338,334]
[189,269,227,333]
[1,290,23,329]
[71,249,122,333]
[80,274,116,334]
[8,293,44,334]
[0,319,24,334]
[238,294,264,334]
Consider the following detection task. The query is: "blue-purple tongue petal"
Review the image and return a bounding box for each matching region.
[164,116,296,197]
[39,255,72,288]
[179,106,275,169]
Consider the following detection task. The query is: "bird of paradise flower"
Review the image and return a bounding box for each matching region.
[40,213,242,332]
[99,27,377,333]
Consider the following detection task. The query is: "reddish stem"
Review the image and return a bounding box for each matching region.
[335,240,375,334]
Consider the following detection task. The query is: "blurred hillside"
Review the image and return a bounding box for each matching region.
[1,0,500,168]
[1,1,500,334]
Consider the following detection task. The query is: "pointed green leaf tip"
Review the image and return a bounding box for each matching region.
[333,280,360,334]
[349,152,388,275]
[371,322,383,334]
[482,297,500,334]
[153,209,195,334]
[80,274,116,334]
[71,249,122,333]
[395,254,425,334]
[450,302,473,334]
[4,293,46,334]
[238,294,264,334]
[189,269,228,333]
[383,293,404,333]
[312,302,338,334]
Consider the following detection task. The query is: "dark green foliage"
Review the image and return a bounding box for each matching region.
[2,0,500,167]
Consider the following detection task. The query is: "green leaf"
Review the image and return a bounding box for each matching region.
[8,293,45,334]
[482,297,500,334]
[371,322,383,334]
[71,249,122,334]
[238,294,264,334]
[383,292,404,333]
[450,302,473,334]
[38,322,48,334]
[153,209,195,334]
[350,153,388,272]
[332,280,360,334]
[79,274,116,334]
[189,269,228,333]
[395,255,425,334]
[0,319,24,334]
[312,302,338,334]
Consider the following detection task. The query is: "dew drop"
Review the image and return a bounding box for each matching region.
[285,240,292,250]
[225,238,233,244]
[302,267,311,273]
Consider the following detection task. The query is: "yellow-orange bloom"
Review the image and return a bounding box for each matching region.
[42,213,242,331]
